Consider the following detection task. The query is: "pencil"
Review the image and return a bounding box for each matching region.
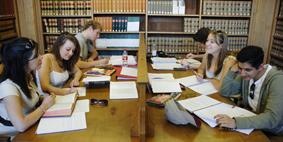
[191,68,201,77]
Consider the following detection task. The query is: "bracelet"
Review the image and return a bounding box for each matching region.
[187,63,191,69]
[39,106,45,113]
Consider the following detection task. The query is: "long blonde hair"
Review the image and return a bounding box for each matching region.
[207,30,229,76]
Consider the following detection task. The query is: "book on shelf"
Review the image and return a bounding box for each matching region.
[42,92,78,117]
[36,112,87,135]
[178,95,256,135]
[127,17,140,32]
[84,67,116,77]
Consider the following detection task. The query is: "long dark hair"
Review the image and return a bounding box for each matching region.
[207,30,229,76]
[49,32,81,71]
[0,37,38,99]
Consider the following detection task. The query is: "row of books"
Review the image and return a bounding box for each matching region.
[147,37,198,53]
[0,30,17,40]
[201,19,249,35]
[93,0,146,13]
[95,34,139,48]
[94,17,140,32]
[275,20,283,37]
[227,37,247,52]
[147,1,173,15]
[45,35,59,51]
[278,1,283,17]
[270,57,283,70]
[203,1,252,16]
[0,0,15,17]
[271,39,283,58]
[40,0,91,16]
[183,18,199,33]
[0,20,14,31]
[42,18,91,33]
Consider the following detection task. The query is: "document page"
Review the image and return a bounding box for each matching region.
[36,112,87,134]
[151,63,184,70]
[151,79,182,93]
[188,81,218,95]
[73,99,90,113]
[55,93,77,103]
[178,95,221,113]
[110,81,138,99]
[82,76,111,82]
[176,75,209,87]
[63,87,86,97]
[120,67,137,77]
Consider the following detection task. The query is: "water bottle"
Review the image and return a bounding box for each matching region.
[122,49,128,67]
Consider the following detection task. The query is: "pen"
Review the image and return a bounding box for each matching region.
[70,85,80,96]
[191,68,201,77]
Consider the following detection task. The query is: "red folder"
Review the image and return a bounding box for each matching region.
[116,67,137,80]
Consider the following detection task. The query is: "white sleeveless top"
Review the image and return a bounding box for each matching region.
[36,56,69,94]
[206,55,236,81]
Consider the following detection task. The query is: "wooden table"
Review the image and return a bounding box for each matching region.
[13,63,270,142]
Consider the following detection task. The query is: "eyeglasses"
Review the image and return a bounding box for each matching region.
[249,83,255,99]
[91,99,108,106]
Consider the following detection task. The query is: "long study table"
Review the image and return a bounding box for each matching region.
[12,63,270,142]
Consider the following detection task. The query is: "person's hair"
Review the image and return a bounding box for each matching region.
[237,46,264,69]
[193,27,210,44]
[0,37,38,99]
[50,32,81,71]
[207,30,230,76]
[82,20,103,31]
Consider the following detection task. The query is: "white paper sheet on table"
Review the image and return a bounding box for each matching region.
[110,81,138,99]
[176,75,210,87]
[73,99,89,113]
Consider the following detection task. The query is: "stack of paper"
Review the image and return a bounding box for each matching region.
[151,63,185,70]
[177,58,201,65]
[36,112,87,135]
[178,95,256,135]
[151,79,182,93]
[82,76,110,84]
[109,55,137,66]
[176,75,218,95]
[151,57,177,64]
[147,73,175,84]
[116,67,137,80]
[110,81,138,99]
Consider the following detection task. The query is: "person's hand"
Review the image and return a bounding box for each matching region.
[196,73,203,81]
[180,59,189,67]
[68,88,78,94]
[97,59,109,65]
[214,114,237,128]
[186,53,195,59]
[86,58,94,62]
[230,63,239,73]
[41,93,56,110]
[70,79,80,87]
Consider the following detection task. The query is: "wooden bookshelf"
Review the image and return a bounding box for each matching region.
[36,0,255,57]
[268,0,283,70]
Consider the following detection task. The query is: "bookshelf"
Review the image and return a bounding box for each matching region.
[36,0,254,58]
[268,0,283,70]
[0,0,19,63]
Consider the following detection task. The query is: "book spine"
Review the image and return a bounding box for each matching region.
[112,17,116,32]
[124,17,128,32]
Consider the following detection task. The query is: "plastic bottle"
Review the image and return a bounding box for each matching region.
[122,49,128,67]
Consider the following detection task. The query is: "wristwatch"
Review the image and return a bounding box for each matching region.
[187,63,191,69]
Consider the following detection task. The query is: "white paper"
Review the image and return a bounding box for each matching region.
[110,81,138,99]
[109,55,137,66]
[151,63,184,70]
[176,75,210,87]
[151,79,182,93]
[176,59,201,64]
[63,87,86,97]
[82,76,111,82]
[36,112,87,135]
[188,82,218,95]
[121,67,137,77]
[73,99,90,113]
[151,57,177,64]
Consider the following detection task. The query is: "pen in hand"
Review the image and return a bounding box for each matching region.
[70,85,79,96]
[191,68,201,78]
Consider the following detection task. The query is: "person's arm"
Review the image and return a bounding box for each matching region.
[197,52,208,81]
[186,53,204,59]
[207,57,237,91]
[69,65,82,87]
[85,48,98,62]
[76,57,109,69]
[3,94,55,132]
[180,59,200,70]
[37,55,70,95]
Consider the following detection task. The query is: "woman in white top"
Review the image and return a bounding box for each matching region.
[0,37,55,138]
[37,32,82,95]
[197,30,236,90]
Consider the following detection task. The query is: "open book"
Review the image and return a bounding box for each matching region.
[42,92,78,117]
[84,68,115,77]
[178,95,256,135]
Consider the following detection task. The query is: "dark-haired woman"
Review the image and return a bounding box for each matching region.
[0,37,55,138]
[37,32,82,95]
[197,30,237,90]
